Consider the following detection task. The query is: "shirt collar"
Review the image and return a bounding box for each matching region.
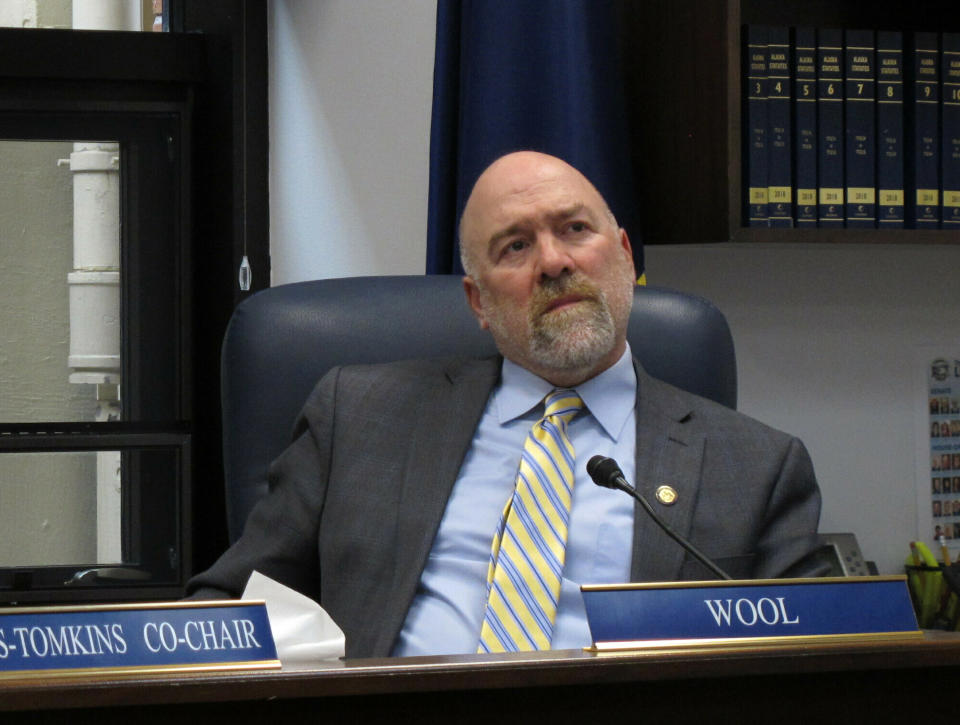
[495,344,637,441]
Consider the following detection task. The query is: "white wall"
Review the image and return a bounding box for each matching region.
[267,1,959,575]
[647,243,960,575]
[0,139,99,566]
[268,0,436,284]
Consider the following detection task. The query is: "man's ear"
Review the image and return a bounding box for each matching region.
[462,276,489,330]
[619,228,633,260]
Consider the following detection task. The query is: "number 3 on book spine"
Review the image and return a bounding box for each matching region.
[743,25,769,226]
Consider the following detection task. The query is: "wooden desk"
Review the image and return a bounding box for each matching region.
[2,631,959,723]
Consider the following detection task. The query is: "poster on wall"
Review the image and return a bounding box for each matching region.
[915,348,960,560]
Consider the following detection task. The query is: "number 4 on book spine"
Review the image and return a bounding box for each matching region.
[767,27,793,227]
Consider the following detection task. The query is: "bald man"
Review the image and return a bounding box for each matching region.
[188,152,822,658]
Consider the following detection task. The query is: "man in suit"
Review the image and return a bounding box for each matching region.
[188,151,822,658]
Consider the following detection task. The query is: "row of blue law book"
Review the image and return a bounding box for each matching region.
[743,26,960,229]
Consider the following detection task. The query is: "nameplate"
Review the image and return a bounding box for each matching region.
[581,576,922,652]
[0,600,279,679]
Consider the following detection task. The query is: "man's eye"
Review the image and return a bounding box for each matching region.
[567,221,589,233]
[502,239,527,256]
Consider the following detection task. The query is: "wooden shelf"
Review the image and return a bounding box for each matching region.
[621,0,960,245]
[731,227,960,245]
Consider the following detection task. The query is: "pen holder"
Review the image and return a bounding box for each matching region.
[905,562,960,630]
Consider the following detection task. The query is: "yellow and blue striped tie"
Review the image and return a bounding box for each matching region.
[478,389,584,652]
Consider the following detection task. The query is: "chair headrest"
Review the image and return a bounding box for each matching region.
[220,276,736,540]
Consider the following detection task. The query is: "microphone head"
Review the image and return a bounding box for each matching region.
[587,455,625,489]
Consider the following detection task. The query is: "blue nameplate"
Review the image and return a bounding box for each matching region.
[0,600,279,679]
[582,576,921,652]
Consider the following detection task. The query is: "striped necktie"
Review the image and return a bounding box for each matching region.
[478,389,584,652]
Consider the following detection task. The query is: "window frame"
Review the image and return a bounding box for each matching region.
[0,28,202,603]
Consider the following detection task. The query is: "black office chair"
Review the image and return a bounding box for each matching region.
[220,276,737,542]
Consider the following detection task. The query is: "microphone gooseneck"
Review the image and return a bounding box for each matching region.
[587,455,732,581]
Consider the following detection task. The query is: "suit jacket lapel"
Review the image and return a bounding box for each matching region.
[629,360,706,582]
[371,356,500,656]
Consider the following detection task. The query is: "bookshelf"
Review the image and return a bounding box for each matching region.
[620,0,960,245]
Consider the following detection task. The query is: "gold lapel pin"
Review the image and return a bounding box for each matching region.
[655,485,678,506]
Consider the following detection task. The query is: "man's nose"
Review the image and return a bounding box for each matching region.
[537,235,575,279]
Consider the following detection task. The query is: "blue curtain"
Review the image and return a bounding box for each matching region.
[426,0,643,277]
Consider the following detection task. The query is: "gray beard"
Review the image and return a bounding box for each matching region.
[528,291,617,373]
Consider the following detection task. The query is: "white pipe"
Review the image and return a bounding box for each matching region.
[66,271,120,377]
[67,1,142,563]
[0,1,38,28]
[63,143,121,382]
[72,0,141,31]
[70,143,120,270]
[61,144,123,563]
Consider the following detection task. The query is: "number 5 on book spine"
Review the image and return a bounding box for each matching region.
[793,28,818,227]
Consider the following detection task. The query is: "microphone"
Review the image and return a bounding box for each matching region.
[587,455,732,581]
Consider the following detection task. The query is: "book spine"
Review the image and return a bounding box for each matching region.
[876,30,905,227]
[941,32,960,227]
[912,31,940,228]
[844,29,876,227]
[793,27,818,227]
[817,28,845,227]
[767,27,793,227]
[743,25,769,226]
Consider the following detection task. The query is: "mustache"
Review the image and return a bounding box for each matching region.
[530,275,602,318]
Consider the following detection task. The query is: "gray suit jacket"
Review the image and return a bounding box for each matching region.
[187,356,821,658]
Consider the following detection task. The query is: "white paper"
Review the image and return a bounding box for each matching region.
[242,570,345,664]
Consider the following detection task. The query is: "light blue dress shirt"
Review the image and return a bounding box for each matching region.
[392,346,637,656]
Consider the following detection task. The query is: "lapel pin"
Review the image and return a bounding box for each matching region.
[655,485,678,506]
